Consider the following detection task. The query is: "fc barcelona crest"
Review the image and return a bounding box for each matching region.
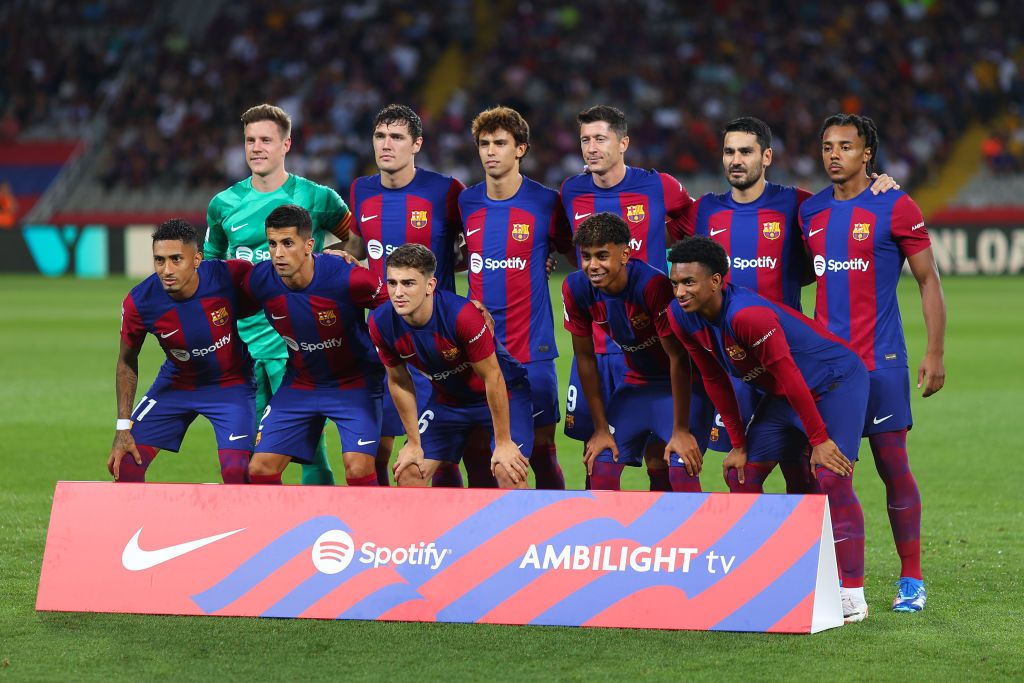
[727,345,747,361]
[710,427,720,442]
[630,312,650,329]
[317,310,337,326]
[410,210,429,229]
[852,223,871,241]
[442,347,461,361]
[210,306,229,326]
[762,221,781,240]
[626,204,646,223]
[511,223,530,242]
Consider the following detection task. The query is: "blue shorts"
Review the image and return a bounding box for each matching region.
[704,379,761,453]
[525,359,560,427]
[746,364,869,464]
[863,365,913,436]
[129,383,256,452]
[419,384,535,464]
[255,381,383,463]
[596,382,673,467]
[564,352,627,441]
[381,370,433,437]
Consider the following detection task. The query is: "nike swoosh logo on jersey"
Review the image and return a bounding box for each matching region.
[271,314,287,320]
[399,353,416,359]
[808,228,824,237]
[466,228,482,237]
[575,212,592,221]
[873,414,893,425]
[532,410,544,418]
[361,214,378,222]
[159,329,179,338]
[593,319,609,325]
[709,228,727,237]
[357,438,377,446]
[229,224,248,232]
[228,433,249,441]
[121,526,245,571]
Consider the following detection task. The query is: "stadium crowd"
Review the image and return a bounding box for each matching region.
[3,1,1021,194]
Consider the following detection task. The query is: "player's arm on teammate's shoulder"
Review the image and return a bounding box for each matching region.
[663,173,696,241]
[203,203,228,259]
[548,206,577,271]
[450,178,469,270]
[109,340,143,480]
[471,353,529,486]
[659,333,703,476]
[868,172,900,195]
[907,247,946,397]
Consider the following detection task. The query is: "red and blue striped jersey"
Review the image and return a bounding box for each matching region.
[460,176,572,364]
[369,290,528,406]
[665,284,864,447]
[121,259,256,390]
[563,260,674,386]
[350,169,465,292]
[241,254,388,390]
[798,186,930,371]
[690,182,812,310]
[560,166,693,353]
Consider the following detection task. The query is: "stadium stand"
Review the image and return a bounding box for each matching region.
[1,1,1020,221]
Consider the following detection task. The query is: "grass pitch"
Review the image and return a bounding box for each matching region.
[1,273,1021,681]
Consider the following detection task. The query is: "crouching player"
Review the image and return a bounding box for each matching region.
[243,205,389,486]
[664,236,870,622]
[563,213,702,492]
[110,219,256,483]
[368,244,532,488]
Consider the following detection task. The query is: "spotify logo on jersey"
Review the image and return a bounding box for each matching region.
[470,253,484,274]
[367,239,384,260]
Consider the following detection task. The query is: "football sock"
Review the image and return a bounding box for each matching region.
[431,461,464,488]
[668,466,702,492]
[590,461,625,490]
[250,472,282,485]
[780,456,819,494]
[374,456,391,486]
[116,444,157,482]
[300,431,335,486]
[647,467,671,491]
[464,442,498,488]
[217,449,250,484]
[531,442,565,490]
[725,462,775,493]
[869,429,923,580]
[816,466,865,588]
[346,473,379,487]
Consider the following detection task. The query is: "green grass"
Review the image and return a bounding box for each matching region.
[1,274,1022,681]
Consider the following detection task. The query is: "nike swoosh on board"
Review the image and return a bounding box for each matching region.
[121,527,245,571]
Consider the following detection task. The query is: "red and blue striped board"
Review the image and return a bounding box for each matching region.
[37,482,843,633]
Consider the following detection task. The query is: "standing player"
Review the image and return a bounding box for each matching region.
[109,219,255,484]
[368,244,533,489]
[459,105,576,489]
[205,103,353,486]
[800,113,947,613]
[559,105,697,479]
[243,205,388,486]
[664,236,870,623]
[690,117,898,489]
[347,104,466,486]
[563,213,702,492]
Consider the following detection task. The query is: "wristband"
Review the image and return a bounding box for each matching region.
[116,419,132,431]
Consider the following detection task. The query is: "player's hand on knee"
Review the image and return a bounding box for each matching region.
[722,447,748,485]
[810,439,853,477]
[393,443,426,482]
[491,441,529,484]
[666,429,702,476]
[584,429,617,474]
[109,432,142,480]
